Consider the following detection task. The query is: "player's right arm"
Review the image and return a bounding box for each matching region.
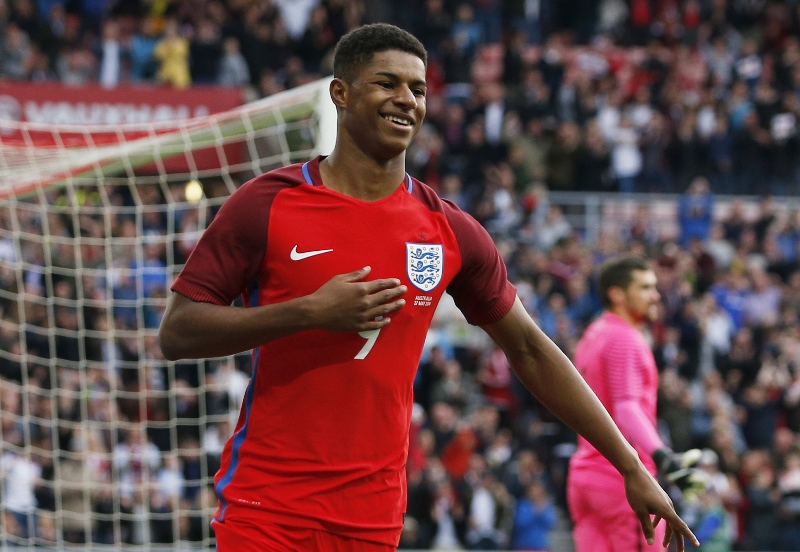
[159,267,406,360]
[158,176,406,361]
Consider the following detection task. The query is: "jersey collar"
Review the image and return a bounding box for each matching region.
[302,156,413,193]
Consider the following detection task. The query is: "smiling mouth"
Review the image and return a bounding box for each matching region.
[382,114,413,127]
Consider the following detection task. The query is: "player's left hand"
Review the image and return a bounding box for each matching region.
[623,463,700,552]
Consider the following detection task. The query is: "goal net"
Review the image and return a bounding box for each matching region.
[0,77,335,549]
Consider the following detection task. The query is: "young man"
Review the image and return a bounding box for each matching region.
[567,255,702,552]
[159,24,699,552]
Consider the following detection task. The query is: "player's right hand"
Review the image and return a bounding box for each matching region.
[308,266,407,332]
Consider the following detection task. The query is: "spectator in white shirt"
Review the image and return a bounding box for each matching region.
[218,37,251,87]
[1,447,42,540]
[98,19,122,88]
[611,115,642,194]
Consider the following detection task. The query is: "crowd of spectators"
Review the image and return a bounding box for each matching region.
[3,0,800,550]
[4,0,800,196]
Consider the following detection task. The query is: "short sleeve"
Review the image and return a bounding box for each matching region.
[171,176,280,305]
[442,202,516,325]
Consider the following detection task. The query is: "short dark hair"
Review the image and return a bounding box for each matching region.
[597,255,651,309]
[333,23,427,82]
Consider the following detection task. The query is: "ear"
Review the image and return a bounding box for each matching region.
[329,77,348,110]
[607,286,625,307]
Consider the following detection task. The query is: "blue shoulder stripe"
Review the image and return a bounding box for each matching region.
[301,161,313,185]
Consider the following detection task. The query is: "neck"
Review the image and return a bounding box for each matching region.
[610,308,645,329]
[320,143,407,201]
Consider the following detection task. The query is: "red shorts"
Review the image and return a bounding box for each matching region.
[213,517,397,552]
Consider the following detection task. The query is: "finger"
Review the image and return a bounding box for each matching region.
[666,512,699,547]
[675,528,685,552]
[360,317,392,331]
[343,266,372,282]
[662,521,672,548]
[364,278,405,294]
[371,286,407,304]
[661,520,670,548]
[637,512,655,546]
[365,299,406,320]
[685,526,700,547]
[670,523,696,552]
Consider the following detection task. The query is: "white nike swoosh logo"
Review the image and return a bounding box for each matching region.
[290,245,334,261]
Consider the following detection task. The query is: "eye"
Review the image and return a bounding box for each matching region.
[414,88,427,97]
[378,81,393,89]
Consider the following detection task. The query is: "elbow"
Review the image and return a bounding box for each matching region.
[158,293,195,361]
[158,322,183,361]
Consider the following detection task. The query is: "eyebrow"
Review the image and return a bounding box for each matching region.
[374,71,427,88]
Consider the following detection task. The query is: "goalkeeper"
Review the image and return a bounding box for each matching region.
[567,255,705,552]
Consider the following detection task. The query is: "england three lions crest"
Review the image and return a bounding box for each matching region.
[406,243,443,292]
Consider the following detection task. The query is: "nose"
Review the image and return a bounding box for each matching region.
[394,84,417,109]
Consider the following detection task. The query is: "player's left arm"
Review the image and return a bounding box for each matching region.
[480,298,699,551]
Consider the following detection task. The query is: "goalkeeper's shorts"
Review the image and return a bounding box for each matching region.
[567,482,667,552]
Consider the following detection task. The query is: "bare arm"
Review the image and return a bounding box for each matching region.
[480,297,699,550]
[158,266,407,360]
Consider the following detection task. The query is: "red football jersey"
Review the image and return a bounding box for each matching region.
[172,156,516,545]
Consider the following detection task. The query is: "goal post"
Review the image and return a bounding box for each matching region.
[0,76,335,549]
[0,76,336,199]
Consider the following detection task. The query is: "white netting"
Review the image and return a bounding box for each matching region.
[0,77,334,549]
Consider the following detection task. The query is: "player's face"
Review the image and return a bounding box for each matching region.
[622,269,660,323]
[341,49,427,160]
